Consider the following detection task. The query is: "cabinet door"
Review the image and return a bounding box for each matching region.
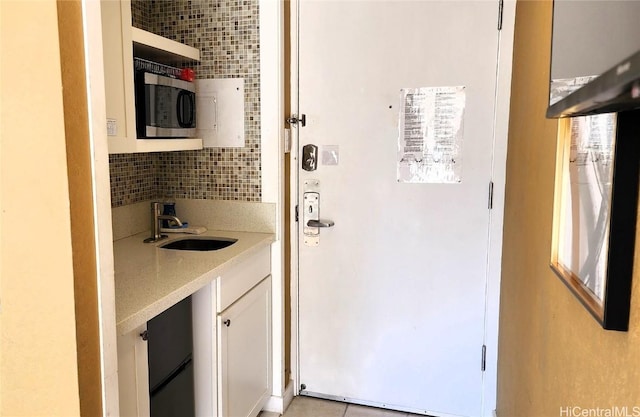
[117,325,151,417]
[217,277,271,417]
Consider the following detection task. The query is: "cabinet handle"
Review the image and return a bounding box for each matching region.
[140,330,149,341]
[223,319,231,327]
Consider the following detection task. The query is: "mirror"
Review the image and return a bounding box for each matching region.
[548,1,640,330]
[549,0,640,105]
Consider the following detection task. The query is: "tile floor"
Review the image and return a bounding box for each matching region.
[259,396,417,417]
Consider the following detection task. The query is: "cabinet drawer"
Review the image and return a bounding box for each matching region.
[217,245,270,312]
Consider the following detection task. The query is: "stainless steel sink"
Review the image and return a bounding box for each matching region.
[160,237,237,251]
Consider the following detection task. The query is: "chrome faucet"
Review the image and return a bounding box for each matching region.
[144,201,184,243]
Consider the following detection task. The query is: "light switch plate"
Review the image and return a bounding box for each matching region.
[107,119,117,136]
[321,145,339,165]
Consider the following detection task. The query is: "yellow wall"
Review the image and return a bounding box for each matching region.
[497,1,640,416]
[0,1,81,415]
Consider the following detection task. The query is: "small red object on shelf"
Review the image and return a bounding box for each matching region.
[180,68,195,82]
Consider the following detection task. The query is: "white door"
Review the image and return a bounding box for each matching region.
[296,1,502,416]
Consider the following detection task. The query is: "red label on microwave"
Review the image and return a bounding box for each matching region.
[180,68,195,82]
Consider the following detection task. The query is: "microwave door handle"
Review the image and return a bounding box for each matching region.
[177,91,195,128]
[176,91,185,127]
[187,94,195,126]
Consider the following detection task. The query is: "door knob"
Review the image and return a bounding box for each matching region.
[307,219,334,228]
[303,184,333,246]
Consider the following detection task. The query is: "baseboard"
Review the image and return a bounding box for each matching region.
[283,381,294,411]
[263,396,283,414]
[263,381,294,414]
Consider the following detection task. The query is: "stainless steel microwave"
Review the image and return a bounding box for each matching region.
[134,71,196,139]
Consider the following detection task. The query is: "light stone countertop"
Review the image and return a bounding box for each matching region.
[114,229,275,335]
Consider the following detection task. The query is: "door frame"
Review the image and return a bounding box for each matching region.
[288,0,301,401]
[259,0,289,412]
[288,1,516,415]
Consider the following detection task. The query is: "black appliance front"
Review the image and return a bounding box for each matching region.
[147,296,195,417]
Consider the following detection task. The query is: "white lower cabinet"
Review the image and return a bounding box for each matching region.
[217,276,272,417]
[117,245,272,417]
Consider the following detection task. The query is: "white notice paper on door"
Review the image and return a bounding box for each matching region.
[196,78,245,148]
[397,86,465,183]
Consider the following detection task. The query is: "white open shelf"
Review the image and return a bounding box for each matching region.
[102,0,203,154]
[132,27,200,63]
[108,137,203,154]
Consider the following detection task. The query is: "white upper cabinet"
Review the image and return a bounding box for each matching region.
[100,0,203,154]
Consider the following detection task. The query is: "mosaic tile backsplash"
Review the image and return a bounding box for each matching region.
[110,0,261,207]
[109,153,157,207]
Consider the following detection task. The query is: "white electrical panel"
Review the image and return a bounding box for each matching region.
[196,78,245,148]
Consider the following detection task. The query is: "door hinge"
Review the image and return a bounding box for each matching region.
[295,205,299,222]
[287,114,306,127]
[481,345,487,371]
[488,181,494,210]
[497,0,504,30]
